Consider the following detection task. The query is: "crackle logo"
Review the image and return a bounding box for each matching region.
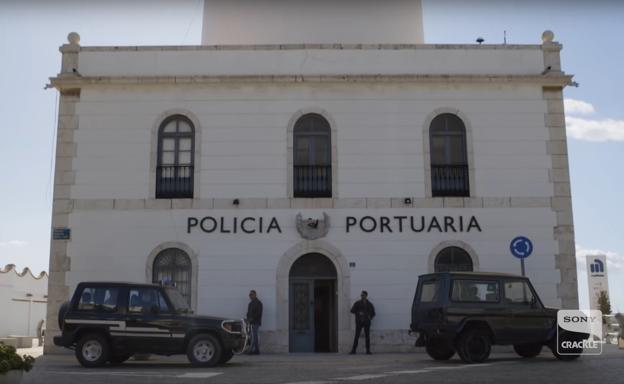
[557,310,603,355]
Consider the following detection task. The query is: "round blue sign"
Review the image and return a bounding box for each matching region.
[510,236,533,259]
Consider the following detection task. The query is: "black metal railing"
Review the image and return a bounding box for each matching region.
[294,165,332,197]
[431,165,469,197]
[156,165,194,199]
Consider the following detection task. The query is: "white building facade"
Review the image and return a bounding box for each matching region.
[46,1,578,353]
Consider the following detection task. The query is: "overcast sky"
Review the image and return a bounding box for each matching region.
[1,0,623,311]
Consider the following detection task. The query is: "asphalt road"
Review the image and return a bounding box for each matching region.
[22,345,623,384]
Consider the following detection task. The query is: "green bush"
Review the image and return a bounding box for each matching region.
[0,344,35,374]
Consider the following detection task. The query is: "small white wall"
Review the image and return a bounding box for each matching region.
[201,0,424,45]
[0,266,48,337]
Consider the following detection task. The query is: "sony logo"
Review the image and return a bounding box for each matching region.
[563,315,597,323]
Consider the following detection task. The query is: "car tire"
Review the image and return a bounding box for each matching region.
[219,350,234,364]
[187,334,223,367]
[75,333,110,368]
[425,336,455,360]
[109,353,133,365]
[456,328,491,364]
[513,343,542,358]
[548,331,582,361]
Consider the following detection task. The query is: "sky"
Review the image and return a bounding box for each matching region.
[0,0,623,312]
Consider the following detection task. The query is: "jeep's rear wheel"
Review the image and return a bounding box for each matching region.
[187,334,222,367]
[456,329,491,364]
[425,336,455,360]
[513,343,542,358]
[548,332,582,361]
[75,333,110,368]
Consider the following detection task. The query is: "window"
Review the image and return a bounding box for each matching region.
[152,248,192,306]
[434,246,473,272]
[419,279,441,303]
[429,113,469,197]
[156,115,195,199]
[451,280,499,302]
[77,287,119,313]
[504,281,536,306]
[128,288,170,314]
[293,114,332,197]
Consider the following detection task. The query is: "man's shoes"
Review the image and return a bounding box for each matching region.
[366,350,372,355]
[349,350,356,355]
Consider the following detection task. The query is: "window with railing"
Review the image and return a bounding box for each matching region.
[156,115,195,199]
[429,113,470,197]
[293,114,332,197]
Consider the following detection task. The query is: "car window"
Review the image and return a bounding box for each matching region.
[128,288,170,314]
[419,279,441,303]
[77,287,119,313]
[504,281,535,306]
[451,280,499,302]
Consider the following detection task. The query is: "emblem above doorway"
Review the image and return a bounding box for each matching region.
[296,212,330,240]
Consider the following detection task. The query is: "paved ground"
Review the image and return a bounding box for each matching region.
[21,345,623,384]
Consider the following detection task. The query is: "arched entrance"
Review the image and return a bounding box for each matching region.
[289,253,338,352]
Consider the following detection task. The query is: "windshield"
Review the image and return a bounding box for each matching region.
[165,287,192,313]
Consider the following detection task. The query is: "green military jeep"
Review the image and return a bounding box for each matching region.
[410,272,585,363]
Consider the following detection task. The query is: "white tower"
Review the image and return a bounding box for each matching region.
[201,0,424,45]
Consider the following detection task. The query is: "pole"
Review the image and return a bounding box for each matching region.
[521,258,526,277]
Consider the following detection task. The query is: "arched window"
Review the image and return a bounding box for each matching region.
[293,114,332,197]
[156,115,195,198]
[429,113,469,197]
[152,248,192,305]
[434,246,473,272]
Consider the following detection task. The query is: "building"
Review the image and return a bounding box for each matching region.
[45,0,578,353]
[0,264,47,346]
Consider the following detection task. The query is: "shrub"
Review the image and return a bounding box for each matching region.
[0,344,35,374]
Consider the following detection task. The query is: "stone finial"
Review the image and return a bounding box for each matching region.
[67,32,81,45]
[542,30,554,43]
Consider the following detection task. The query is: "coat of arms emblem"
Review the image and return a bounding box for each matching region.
[296,212,330,240]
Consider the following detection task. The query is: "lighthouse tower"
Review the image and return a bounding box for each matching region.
[201,0,424,45]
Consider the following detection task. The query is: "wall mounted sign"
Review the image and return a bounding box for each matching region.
[53,227,71,240]
[186,214,482,235]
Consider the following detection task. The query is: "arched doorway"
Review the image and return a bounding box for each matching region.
[434,246,473,272]
[289,253,337,352]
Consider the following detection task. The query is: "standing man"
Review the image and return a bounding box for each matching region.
[246,290,263,355]
[350,290,376,354]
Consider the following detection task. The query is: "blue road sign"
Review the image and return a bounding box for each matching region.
[510,236,533,259]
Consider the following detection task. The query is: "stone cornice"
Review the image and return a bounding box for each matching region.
[64,43,551,53]
[49,73,573,90]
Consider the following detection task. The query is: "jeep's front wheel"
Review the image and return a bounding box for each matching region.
[456,329,491,364]
[187,334,223,367]
[425,336,455,360]
[513,343,542,358]
[75,333,110,368]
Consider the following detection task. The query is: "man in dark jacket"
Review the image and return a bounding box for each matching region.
[246,290,263,354]
[349,290,376,354]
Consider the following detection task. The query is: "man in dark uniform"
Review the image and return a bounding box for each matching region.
[349,290,376,354]
[246,290,263,354]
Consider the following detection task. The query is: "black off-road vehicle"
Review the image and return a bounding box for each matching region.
[54,282,249,367]
[410,272,585,363]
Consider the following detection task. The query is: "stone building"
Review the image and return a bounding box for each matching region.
[45,0,577,353]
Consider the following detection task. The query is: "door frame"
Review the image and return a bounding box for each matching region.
[277,241,351,353]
